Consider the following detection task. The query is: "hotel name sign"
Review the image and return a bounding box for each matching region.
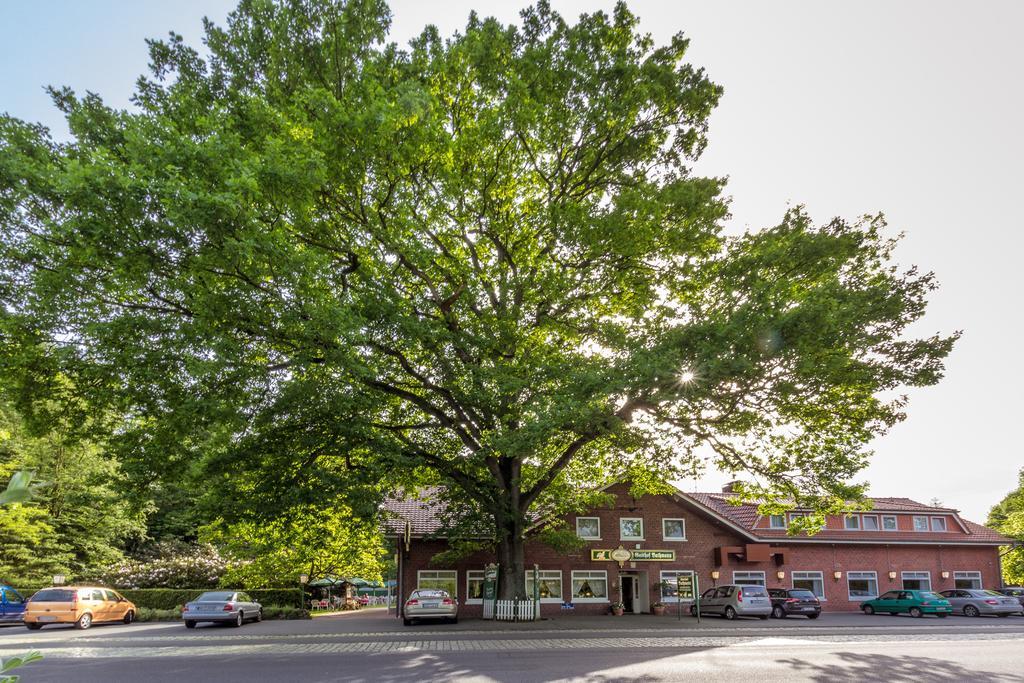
[591,546,675,565]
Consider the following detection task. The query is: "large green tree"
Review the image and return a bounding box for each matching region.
[988,469,1024,585]
[0,0,955,597]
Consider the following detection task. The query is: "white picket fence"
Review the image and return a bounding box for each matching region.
[483,598,539,621]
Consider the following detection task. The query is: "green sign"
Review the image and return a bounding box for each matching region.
[676,573,694,599]
[590,548,677,562]
[482,564,498,601]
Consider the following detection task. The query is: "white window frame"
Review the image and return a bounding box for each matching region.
[417,570,458,598]
[882,515,898,531]
[930,516,947,532]
[662,518,687,541]
[465,570,484,604]
[732,571,766,586]
[901,571,932,592]
[954,571,982,590]
[659,570,695,603]
[844,515,860,530]
[570,570,609,603]
[847,571,879,600]
[913,515,929,532]
[862,515,879,531]
[768,514,787,529]
[525,570,564,603]
[576,516,601,540]
[791,571,826,600]
[620,517,644,541]
[788,512,806,523]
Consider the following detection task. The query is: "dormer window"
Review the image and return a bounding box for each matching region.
[844,515,860,530]
[862,515,879,531]
[882,515,898,531]
[913,516,929,532]
[768,514,786,529]
[930,517,947,532]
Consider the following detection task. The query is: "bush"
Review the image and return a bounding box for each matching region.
[116,588,304,610]
[91,544,227,589]
[262,605,310,620]
[135,607,181,622]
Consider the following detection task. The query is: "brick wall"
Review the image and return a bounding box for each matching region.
[398,483,1003,617]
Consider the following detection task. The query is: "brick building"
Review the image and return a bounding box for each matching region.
[385,482,1010,616]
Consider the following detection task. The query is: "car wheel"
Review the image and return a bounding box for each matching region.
[772,606,785,619]
[76,612,93,629]
[807,613,820,620]
[26,623,43,630]
[255,609,263,623]
[233,612,243,627]
[724,606,737,620]
[123,610,134,624]
[185,620,196,629]
[909,607,923,618]
[964,605,980,618]
[863,605,875,615]
[689,605,697,617]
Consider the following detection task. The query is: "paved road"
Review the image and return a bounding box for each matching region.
[3,610,1023,682]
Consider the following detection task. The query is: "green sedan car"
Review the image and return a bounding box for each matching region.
[861,590,952,617]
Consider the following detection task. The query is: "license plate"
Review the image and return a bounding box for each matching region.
[422,602,439,608]
[37,615,57,622]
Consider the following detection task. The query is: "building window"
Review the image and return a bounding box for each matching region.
[417,570,458,598]
[862,515,879,531]
[792,571,825,599]
[525,570,563,602]
[576,517,601,540]
[620,517,644,540]
[768,515,786,529]
[882,515,898,531]
[788,512,806,523]
[732,571,766,586]
[954,571,982,590]
[913,516,929,532]
[848,571,879,600]
[662,518,687,541]
[571,571,608,602]
[660,570,695,603]
[466,571,484,604]
[930,517,947,532]
[902,571,931,591]
[844,515,860,530]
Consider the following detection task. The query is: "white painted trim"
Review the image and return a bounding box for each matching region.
[662,518,687,541]
[576,516,601,540]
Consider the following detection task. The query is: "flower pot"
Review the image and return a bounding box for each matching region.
[652,605,666,616]
[612,607,624,616]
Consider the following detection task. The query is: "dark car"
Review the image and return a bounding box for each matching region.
[0,586,27,624]
[997,587,1024,611]
[768,588,821,619]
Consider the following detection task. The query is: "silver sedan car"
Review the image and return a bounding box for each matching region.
[939,589,1022,617]
[182,591,263,628]
[403,589,458,625]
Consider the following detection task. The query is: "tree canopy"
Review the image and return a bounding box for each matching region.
[0,0,955,596]
[988,469,1024,585]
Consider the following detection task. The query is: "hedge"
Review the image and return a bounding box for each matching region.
[14,587,304,610]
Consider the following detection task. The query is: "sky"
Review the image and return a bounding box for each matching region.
[1,0,1022,523]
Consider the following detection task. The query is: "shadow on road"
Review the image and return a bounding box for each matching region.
[778,652,1024,682]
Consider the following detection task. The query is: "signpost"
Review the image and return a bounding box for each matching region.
[676,573,699,623]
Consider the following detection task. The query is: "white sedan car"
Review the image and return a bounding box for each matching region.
[182,591,262,628]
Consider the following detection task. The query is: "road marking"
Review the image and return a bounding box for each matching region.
[2,633,1023,659]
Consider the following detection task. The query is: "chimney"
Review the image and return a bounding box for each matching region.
[722,481,743,494]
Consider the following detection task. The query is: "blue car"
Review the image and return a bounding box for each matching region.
[0,586,27,623]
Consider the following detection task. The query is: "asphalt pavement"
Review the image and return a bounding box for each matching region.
[3,609,1024,682]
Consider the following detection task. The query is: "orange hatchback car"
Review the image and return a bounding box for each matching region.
[24,587,136,630]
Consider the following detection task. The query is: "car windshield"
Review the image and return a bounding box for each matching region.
[31,589,76,602]
[196,592,235,602]
[740,586,767,596]
[789,590,816,599]
[412,590,448,599]
[981,590,1004,596]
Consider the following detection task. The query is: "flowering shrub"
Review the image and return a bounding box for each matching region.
[94,544,227,589]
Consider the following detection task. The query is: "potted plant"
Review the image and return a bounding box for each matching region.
[652,601,666,616]
[610,601,625,616]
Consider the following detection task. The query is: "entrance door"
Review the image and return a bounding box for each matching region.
[622,576,635,613]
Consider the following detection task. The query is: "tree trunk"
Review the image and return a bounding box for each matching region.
[497,521,527,600]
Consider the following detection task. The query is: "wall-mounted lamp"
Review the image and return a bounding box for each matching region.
[941,571,950,580]
[776,571,786,580]
[833,571,843,581]
[888,571,897,580]
[710,570,720,581]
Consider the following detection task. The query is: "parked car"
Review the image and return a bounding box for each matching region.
[182,591,262,628]
[690,584,771,620]
[860,590,951,618]
[0,586,26,624]
[997,587,1024,610]
[403,589,458,625]
[23,587,136,630]
[768,588,821,619]
[939,589,1022,617]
